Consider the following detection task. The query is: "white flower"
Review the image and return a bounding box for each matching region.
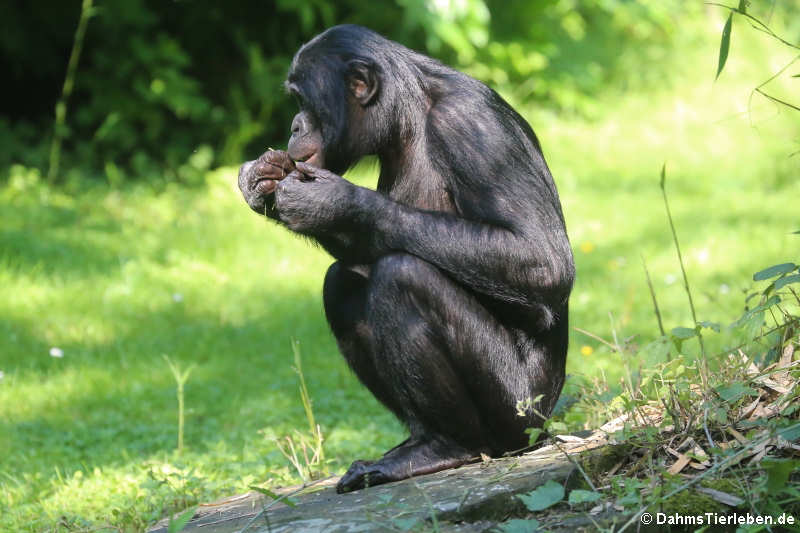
[49,347,64,358]
[172,293,184,303]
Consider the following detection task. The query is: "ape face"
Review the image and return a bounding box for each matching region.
[239,28,386,214]
[238,50,371,212]
[287,110,324,168]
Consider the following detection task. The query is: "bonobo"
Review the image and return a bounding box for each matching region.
[238,25,574,493]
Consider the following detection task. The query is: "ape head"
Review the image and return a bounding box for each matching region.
[239,26,409,213]
[285,25,398,174]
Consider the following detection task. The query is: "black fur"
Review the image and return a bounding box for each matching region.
[238,25,574,493]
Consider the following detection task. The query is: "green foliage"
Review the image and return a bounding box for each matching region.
[1,0,414,181]
[517,480,564,512]
[248,485,297,507]
[2,0,712,182]
[567,489,602,506]
[762,459,799,493]
[716,13,732,80]
[714,382,757,404]
[166,506,196,533]
[754,263,797,281]
[494,518,540,533]
[465,0,697,114]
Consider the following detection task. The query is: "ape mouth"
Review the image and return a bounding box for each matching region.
[294,152,320,167]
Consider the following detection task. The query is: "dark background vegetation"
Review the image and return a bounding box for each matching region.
[2,0,686,184]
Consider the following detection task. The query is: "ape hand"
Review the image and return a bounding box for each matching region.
[238,150,295,215]
[275,162,363,233]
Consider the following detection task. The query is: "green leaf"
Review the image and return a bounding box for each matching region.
[249,485,297,507]
[711,406,728,424]
[568,489,602,506]
[639,336,671,361]
[714,383,757,403]
[752,295,781,313]
[778,422,800,442]
[737,0,747,14]
[616,490,640,508]
[671,327,697,339]
[526,428,544,446]
[716,13,733,80]
[495,518,540,533]
[775,274,800,290]
[782,403,800,417]
[753,263,796,281]
[659,163,666,190]
[698,321,721,332]
[517,480,565,511]
[547,421,568,434]
[762,459,797,492]
[167,507,197,533]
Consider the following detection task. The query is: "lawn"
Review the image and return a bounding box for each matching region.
[1,20,798,531]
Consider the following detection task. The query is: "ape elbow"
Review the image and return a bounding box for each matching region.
[521,259,573,306]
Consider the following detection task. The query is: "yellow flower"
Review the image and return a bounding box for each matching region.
[580,345,593,356]
[580,241,595,254]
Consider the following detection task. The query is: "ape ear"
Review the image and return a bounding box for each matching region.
[346,59,379,106]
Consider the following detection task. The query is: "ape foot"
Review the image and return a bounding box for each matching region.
[335,439,474,493]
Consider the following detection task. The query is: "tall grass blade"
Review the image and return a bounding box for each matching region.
[716,13,733,80]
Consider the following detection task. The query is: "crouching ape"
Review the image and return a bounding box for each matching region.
[238,25,574,493]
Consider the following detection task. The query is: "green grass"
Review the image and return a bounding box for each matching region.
[1,17,798,532]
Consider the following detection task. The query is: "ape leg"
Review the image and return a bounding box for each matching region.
[324,254,559,492]
[322,262,410,420]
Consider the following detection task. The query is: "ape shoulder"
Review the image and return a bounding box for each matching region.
[424,94,556,231]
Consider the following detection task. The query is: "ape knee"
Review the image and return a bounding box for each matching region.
[323,262,346,310]
[370,254,434,295]
[323,261,369,324]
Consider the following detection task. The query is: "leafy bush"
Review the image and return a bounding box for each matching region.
[1,0,702,183]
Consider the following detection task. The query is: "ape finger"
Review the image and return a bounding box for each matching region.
[294,161,320,181]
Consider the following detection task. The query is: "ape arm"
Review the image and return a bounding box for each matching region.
[275,99,574,313]
[378,101,573,310]
[286,162,573,316]
[368,190,572,311]
[369,100,572,312]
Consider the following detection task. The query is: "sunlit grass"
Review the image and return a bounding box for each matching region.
[1,16,799,531]
[539,22,800,379]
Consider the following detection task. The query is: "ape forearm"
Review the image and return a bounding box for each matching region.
[363,189,573,307]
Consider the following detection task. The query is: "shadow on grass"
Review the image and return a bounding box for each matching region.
[0,200,126,279]
[0,281,383,477]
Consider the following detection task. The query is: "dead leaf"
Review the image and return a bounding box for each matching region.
[666,447,691,475]
[728,427,748,445]
[740,395,761,419]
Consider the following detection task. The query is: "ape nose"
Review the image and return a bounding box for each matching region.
[290,115,303,136]
[290,112,315,139]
